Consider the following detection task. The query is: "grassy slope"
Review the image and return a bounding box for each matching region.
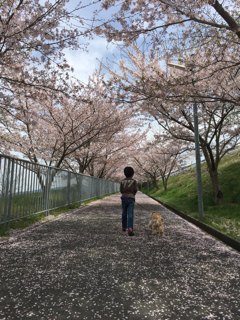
[142,150,240,242]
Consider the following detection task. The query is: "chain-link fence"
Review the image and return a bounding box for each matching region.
[0,154,120,227]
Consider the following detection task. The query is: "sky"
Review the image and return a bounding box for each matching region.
[63,1,208,164]
[11,0,204,168]
[62,1,119,83]
[62,1,160,141]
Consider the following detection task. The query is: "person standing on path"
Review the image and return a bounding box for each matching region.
[120,167,138,236]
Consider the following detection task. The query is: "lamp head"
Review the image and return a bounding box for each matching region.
[167,63,186,70]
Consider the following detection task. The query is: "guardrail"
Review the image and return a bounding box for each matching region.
[169,146,240,177]
[0,154,120,227]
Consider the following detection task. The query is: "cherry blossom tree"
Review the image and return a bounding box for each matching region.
[85,127,148,180]
[97,1,240,65]
[99,1,240,38]
[0,0,104,119]
[96,1,240,114]
[63,114,148,180]
[1,69,124,164]
[104,46,240,205]
[133,137,189,191]
[0,66,149,196]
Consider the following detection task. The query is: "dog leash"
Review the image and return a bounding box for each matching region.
[135,201,151,212]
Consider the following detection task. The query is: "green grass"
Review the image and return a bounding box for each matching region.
[0,192,117,237]
[142,150,240,242]
[0,188,70,226]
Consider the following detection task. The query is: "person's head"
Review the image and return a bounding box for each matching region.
[124,166,134,178]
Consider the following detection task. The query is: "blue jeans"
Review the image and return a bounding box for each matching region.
[121,197,135,230]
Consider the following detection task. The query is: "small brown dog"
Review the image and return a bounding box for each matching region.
[148,212,164,236]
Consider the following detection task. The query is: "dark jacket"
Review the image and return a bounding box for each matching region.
[120,178,138,199]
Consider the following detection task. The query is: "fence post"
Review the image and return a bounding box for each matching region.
[96,178,99,198]
[67,171,71,207]
[78,175,82,205]
[0,157,6,224]
[3,158,14,229]
[6,159,15,228]
[45,167,51,216]
[3,158,11,228]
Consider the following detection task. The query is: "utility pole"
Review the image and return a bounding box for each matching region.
[193,98,204,218]
[167,62,204,218]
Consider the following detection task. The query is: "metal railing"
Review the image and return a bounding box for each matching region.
[139,146,240,188]
[169,146,240,177]
[0,154,120,227]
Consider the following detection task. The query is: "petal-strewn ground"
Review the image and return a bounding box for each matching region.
[0,192,239,320]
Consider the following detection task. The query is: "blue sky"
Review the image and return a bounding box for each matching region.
[62,0,120,84]
[61,1,159,141]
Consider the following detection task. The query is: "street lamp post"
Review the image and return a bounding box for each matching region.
[167,62,204,218]
[147,173,149,193]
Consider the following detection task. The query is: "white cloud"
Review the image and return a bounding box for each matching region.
[64,37,120,84]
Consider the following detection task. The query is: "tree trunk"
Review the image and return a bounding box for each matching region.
[201,145,223,205]
[160,170,168,191]
[36,167,55,200]
[153,176,159,190]
[162,177,168,191]
[208,167,223,205]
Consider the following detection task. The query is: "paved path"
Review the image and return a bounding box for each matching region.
[0,192,240,320]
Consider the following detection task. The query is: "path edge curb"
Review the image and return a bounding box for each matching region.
[147,194,240,253]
